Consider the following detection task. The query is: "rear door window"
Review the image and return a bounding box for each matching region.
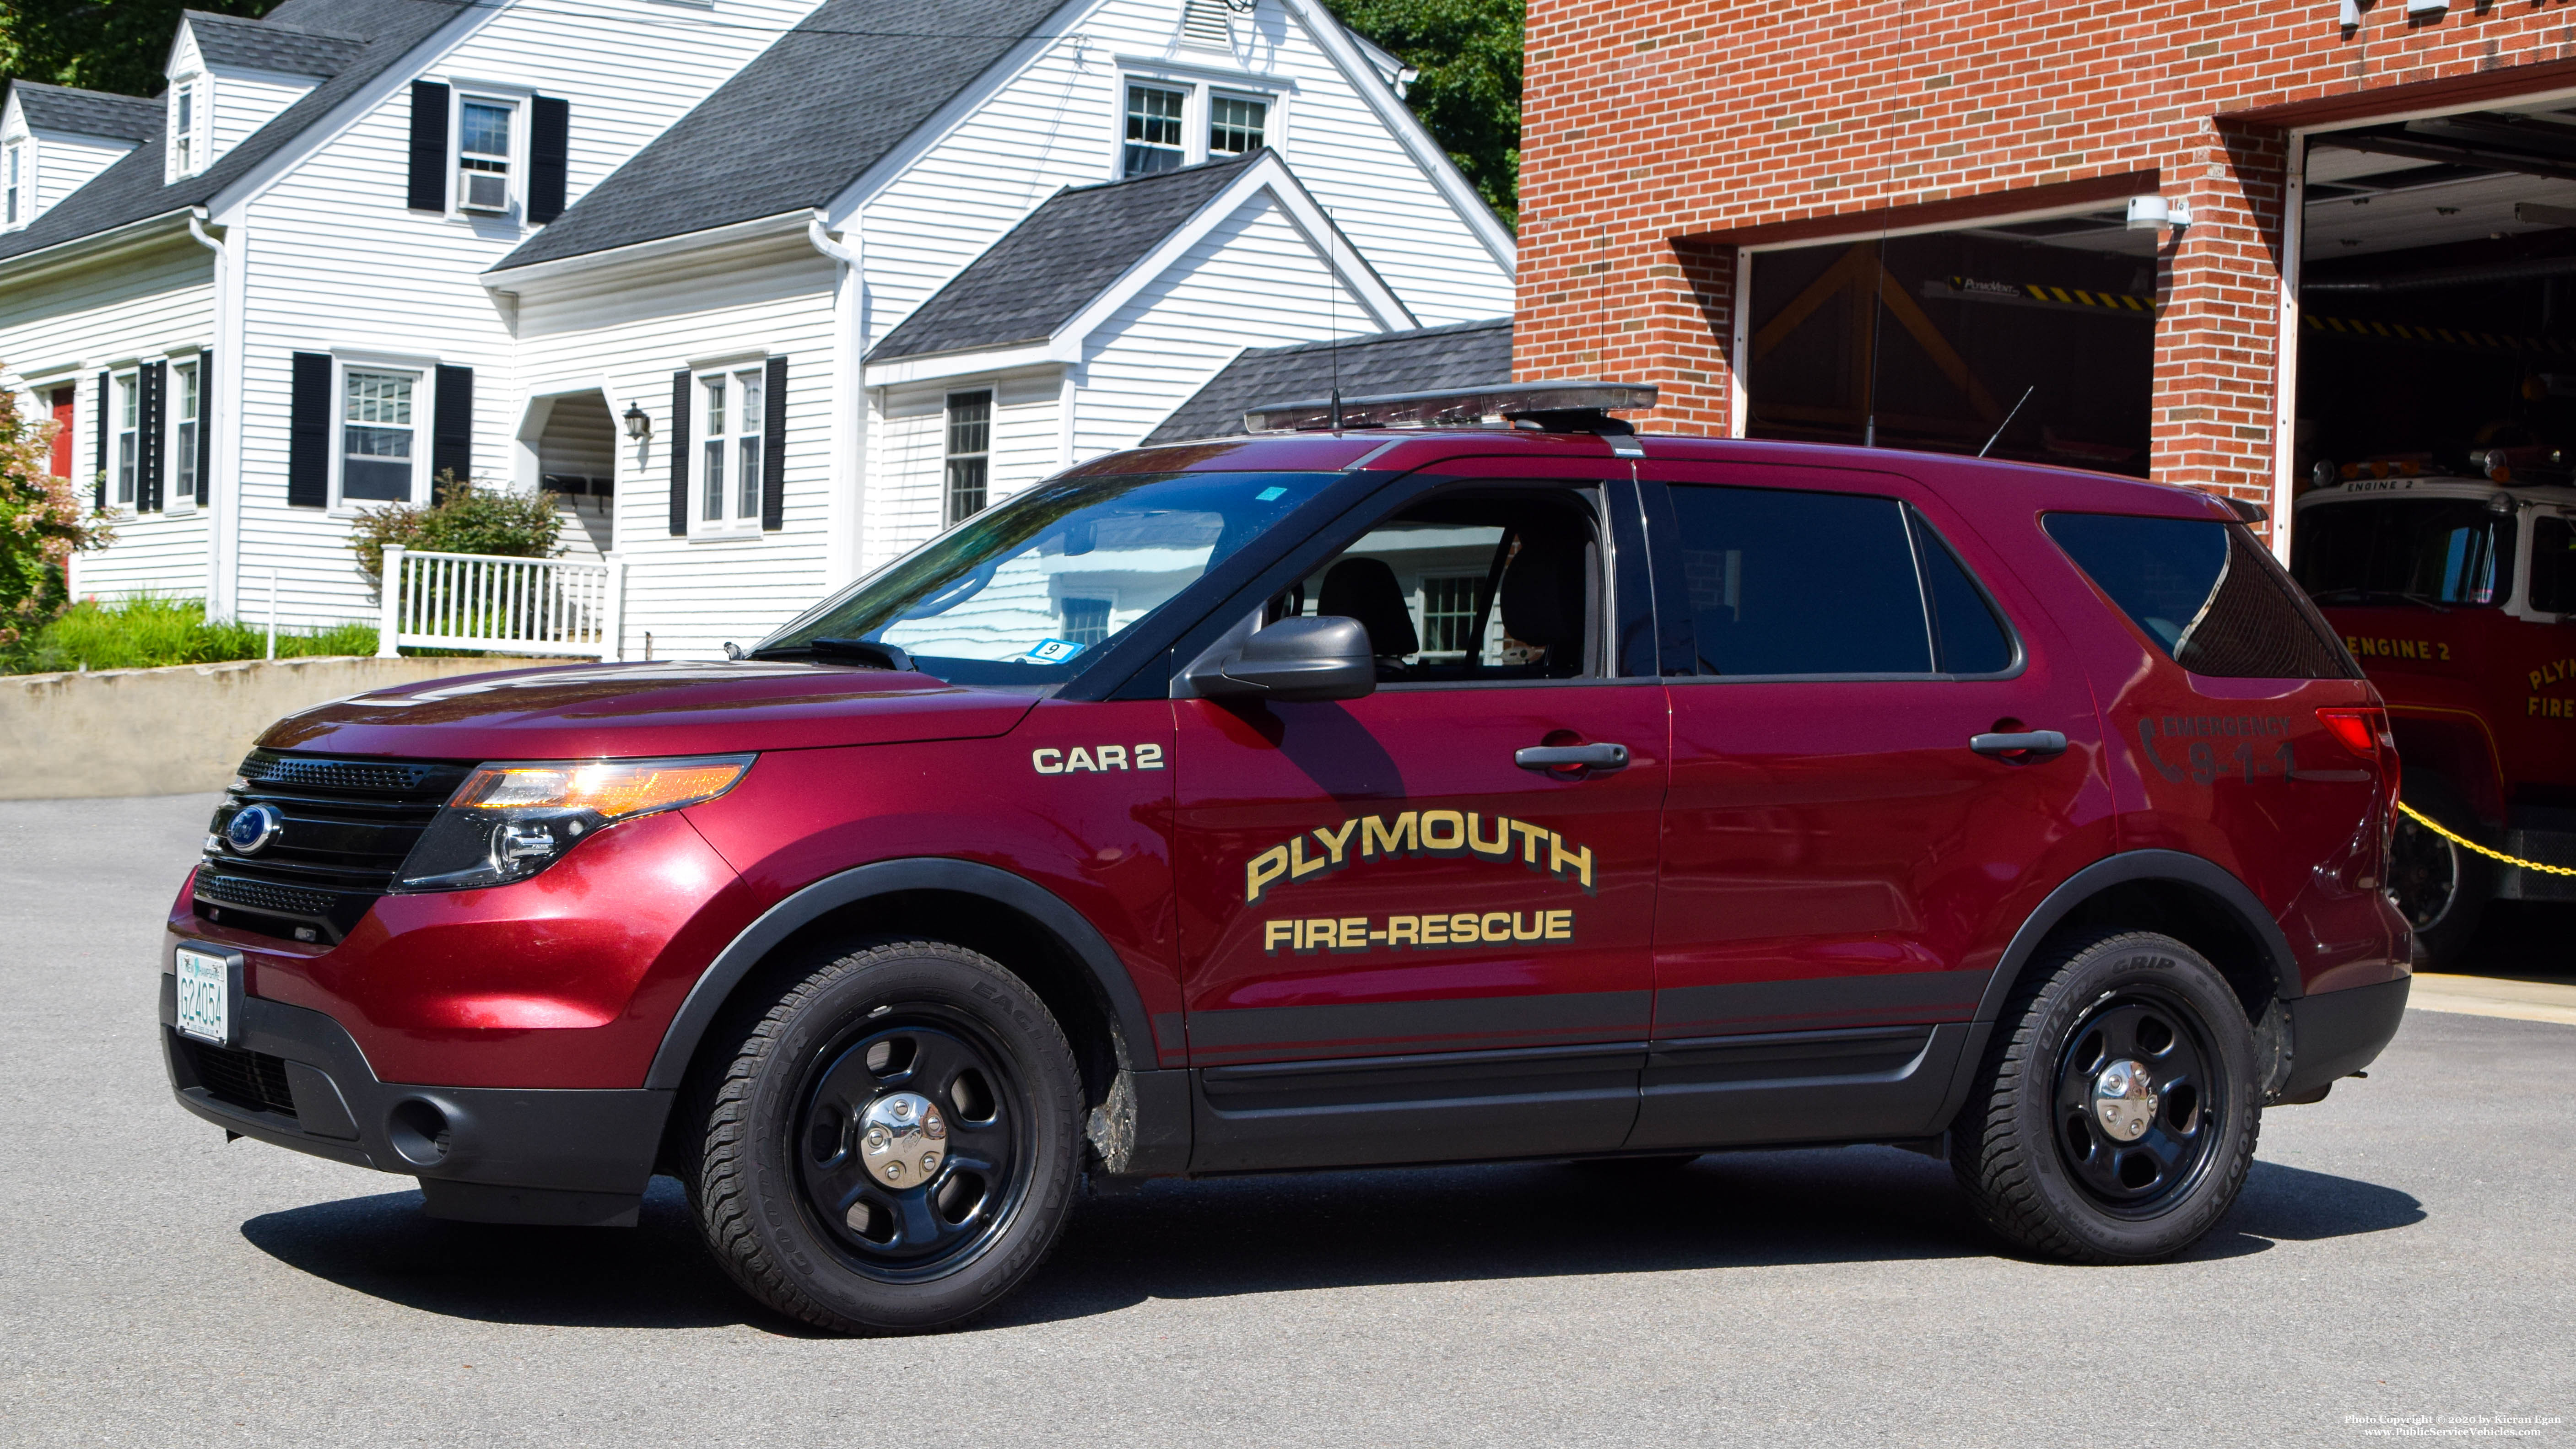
[2046,513,2358,679]
[1665,483,2013,677]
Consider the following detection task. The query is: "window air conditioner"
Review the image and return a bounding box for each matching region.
[459,169,509,213]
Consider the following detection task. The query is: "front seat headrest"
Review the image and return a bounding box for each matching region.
[1318,556,1420,659]
[1501,531,1587,652]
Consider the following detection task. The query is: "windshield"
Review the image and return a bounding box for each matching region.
[756,471,1333,683]
[2292,498,2517,608]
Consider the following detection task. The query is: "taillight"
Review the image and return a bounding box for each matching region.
[2317,705,2400,813]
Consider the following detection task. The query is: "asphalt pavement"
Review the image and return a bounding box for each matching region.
[3,794,2570,1447]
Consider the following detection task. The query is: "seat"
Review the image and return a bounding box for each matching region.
[1318,556,1420,662]
[1500,531,1588,675]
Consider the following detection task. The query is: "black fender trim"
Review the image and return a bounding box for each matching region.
[643,858,1164,1096]
[1970,849,2303,1027]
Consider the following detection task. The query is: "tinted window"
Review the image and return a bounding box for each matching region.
[2047,513,2358,679]
[1293,488,1599,682]
[2291,497,2517,608]
[1912,512,2015,675]
[1670,485,1930,675]
[2530,516,2574,616]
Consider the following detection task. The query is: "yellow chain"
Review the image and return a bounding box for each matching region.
[2396,801,2576,877]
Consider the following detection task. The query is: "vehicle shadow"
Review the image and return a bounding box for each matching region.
[239,1148,2423,1335]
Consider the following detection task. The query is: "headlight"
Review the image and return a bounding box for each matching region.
[393,754,753,892]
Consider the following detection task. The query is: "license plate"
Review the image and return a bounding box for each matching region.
[175,948,232,1045]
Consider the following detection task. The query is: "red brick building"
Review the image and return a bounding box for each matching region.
[1515,0,2576,526]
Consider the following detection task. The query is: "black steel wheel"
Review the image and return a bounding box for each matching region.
[792,1011,1031,1279]
[2049,992,2224,1215]
[683,939,1083,1335]
[1953,928,2261,1263]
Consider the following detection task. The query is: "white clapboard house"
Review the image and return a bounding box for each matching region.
[0,0,1513,659]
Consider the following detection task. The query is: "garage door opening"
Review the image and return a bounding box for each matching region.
[1738,211,2155,474]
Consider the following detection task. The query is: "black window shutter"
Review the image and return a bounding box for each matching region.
[407,81,450,212]
[432,364,474,487]
[139,360,165,513]
[529,97,569,224]
[287,351,332,508]
[195,348,214,505]
[668,369,691,535]
[92,371,107,510]
[761,356,787,531]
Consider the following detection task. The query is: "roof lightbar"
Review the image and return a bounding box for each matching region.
[1243,381,1658,435]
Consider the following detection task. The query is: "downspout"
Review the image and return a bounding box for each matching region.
[808,212,867,587]
[186,207,242,620]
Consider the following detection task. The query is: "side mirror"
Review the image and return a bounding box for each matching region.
[1187,615,1376,703]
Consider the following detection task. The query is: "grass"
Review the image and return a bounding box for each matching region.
[3,595,380,674]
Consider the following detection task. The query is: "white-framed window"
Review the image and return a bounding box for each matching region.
[111,369,140,508]
[1122,84,1186,177]
[339,366,422,505]
[945,390,991,525]
[2,140,27,230]
[692,363,765,535]
[1115,75,1283,178]
[455,94,518,215]
[1208,93,1267,156]
[167,75,207,180]
[169,357,200,512]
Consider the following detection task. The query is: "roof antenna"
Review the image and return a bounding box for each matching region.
[1863,230,1890,447]
[1328,206,1343,430]
[1978,384,2036,458]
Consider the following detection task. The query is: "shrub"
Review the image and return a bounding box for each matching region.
[349,471,563,581]
[0,370,114,645]
[2,594,378,674]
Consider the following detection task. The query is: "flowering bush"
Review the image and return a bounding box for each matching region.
[0,377,115,645]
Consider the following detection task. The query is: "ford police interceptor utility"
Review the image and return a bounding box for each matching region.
[164,384,2412,1334]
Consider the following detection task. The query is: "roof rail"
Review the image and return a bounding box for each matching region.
[1243,381,1658,436]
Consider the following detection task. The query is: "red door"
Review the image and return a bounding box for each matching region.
[1169,473,1667,1169]
[1631,461,2111,1149]
[50,387,74,479]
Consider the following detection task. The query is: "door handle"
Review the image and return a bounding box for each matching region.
[1515,743,1631,773]
[1970,729,2068,758]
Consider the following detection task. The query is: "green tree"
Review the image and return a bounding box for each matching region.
[1,0,280,100]
[1327,0,1523,228]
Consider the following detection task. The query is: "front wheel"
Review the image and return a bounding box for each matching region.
[682,940,1084,1334]
[1953,929,2260,1263]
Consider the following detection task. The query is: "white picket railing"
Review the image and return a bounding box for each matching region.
[374,547,625,660]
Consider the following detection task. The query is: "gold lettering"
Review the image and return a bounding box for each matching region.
[1288,835,1332,880]
[1421,914,1449,945]
[1264,920,1295,953]
[1096,744,1129,770]
[1031,748,1063,774]
[1419,810,1466,851]
[1065,747,1097,773]
[1466,813,1512,858]
[1512,911,1545,942]
[1510,819,1550,864]
[1549,834,1595,891]
[1361,812,1416,857]
[1338,917,1368,949]
[1450,912,1479,942]
[1134,743,1165,770]
[1311,818,1359,866]
[1544,909,1574,940]
[1388,916,1419,945]
[1246,846,1289,904]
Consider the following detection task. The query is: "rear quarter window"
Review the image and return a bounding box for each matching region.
[2045,512,2360,680]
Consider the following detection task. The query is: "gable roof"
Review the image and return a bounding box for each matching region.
[181,9,372,77]
[492,0,1065,272]
[865,152,1263,363]
[7,82,162,142]
[1143,317,1511,443]
[0,0,468,268]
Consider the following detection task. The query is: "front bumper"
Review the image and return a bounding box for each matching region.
[2280,975,2412,1099]
[159,971,672,1226]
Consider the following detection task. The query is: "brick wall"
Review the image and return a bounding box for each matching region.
[1517,0,2576,506]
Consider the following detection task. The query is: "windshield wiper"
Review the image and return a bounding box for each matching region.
[755,637,916,670]
[2311,587,2450,614]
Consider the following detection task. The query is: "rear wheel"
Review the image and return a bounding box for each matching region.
[1953,929,2260,1263]
[2387,773,2494,972]
[682,940,1083,1334]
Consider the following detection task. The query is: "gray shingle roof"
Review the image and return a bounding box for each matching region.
[183,9,371,77]
[865,152,1262,362]
[8,82,162,142]
[0,0,466,267]
[492,0,1067,272]
[1143,317,1513,443]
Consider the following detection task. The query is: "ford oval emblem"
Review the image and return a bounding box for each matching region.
[224,804,283,855]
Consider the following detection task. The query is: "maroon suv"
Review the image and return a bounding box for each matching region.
[164,386,2410,1334]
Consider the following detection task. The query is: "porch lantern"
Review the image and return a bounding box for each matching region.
[622,401,651,440]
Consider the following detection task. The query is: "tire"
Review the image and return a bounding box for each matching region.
[681,939,1085,1335]
[1952,929,2260,1263]
[2387,773,2494,972]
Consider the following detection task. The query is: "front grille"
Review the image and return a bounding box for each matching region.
[182,1039,300,1120]
[195,749,475,943]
